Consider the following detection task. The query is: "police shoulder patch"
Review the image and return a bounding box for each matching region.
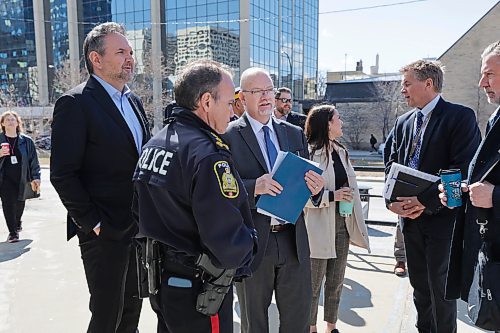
[213,160,239,198]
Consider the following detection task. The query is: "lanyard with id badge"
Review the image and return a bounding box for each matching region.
[5,136,18,164]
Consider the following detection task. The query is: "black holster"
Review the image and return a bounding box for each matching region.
[195,253,235,316]
[135,237,162,298]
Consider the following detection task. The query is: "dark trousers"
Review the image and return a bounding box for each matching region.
[236,227,312,333]
[403,220,457,333]
[1,177,25,235]
[78,232,142,333]
[150,262,233,333]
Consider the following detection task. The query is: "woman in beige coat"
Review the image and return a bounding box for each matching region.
[304,104,370,333]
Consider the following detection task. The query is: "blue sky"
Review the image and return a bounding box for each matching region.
[318,0,498,73]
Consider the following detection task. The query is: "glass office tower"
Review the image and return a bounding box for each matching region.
[0,0,37,105]
[0,0,317,105]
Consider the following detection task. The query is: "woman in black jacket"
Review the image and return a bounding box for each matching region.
[0,111,40,243]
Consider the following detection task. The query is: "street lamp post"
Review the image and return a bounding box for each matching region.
[281,50,293,98]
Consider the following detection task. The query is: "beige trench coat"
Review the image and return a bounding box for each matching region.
[304,144,370,259]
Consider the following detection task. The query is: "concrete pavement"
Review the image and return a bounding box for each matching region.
[0,169,489,332]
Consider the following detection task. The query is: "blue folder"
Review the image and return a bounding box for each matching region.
[256,151,323,224]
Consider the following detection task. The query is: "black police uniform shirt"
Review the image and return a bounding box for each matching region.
[133,107,256,272]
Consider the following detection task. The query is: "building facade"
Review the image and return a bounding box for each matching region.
[0,0,318,110]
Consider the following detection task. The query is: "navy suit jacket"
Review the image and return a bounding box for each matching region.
[223,114,310,270]
[50,76,151,240]
[386,97,481,233]
[285,111,307,130]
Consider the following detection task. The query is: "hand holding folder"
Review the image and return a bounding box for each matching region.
[256,151,323,223]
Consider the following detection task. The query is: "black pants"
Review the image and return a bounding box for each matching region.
[1,177,25,235]
[150,261,233,333]
[403,220,457,333]
[78,232,142,333]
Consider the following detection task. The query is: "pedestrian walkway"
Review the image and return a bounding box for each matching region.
[0,170,489,332]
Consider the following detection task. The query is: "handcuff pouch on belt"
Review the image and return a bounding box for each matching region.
[195,253,236,316]
[135,237,162,299]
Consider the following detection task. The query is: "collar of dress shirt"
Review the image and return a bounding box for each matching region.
[418,94,441,117]
[92,74,131,100]
[246,113,275,137]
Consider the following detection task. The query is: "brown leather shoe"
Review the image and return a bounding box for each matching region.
[394,261,407,276]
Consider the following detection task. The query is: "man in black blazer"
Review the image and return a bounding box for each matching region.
[444,41,500,305]
[50,23,151,332]
[273,87,307,129]
[224,68,324,333]
[386,60,481,333]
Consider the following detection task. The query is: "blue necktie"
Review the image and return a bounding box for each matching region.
[408,111,424,169]
[263,126,278,170]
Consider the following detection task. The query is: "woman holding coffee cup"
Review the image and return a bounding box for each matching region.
[0,111,40,243]
[303,104,370,333]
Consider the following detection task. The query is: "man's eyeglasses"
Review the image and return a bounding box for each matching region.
[276,98,292,104]
[241,88,276,96]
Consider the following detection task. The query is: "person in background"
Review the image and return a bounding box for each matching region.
[304,104,370,333]
[370,134,377,152]
[273,87,307,129]
[0,111,40,243]
[383,128,407,276]
[231,87,245,121]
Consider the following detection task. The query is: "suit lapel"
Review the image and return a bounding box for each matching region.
[87,77,138,151]
[470,120,500,182]
[239,115,268,172]
[128,95,151,143]
[273,119,289,152]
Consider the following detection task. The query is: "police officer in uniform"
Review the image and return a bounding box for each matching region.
[133,60,257,333]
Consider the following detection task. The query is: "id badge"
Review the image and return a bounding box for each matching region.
[10,156,18,164]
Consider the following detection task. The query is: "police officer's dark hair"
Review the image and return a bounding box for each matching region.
[174,60,233,111]
[83,22,126,75]
[275,87,291,99]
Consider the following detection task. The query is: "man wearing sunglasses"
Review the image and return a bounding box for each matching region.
[273,87,307,129]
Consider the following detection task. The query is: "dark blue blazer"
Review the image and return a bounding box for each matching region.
[50,76,151,240]
[386,97,481,232]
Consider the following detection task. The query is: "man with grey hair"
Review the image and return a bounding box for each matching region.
[385,59,481,332]
[443,41,500,329]
[51,22,150,332]
[224,67,324,332]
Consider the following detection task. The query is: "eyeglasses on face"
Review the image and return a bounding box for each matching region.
[241,88,276,96]
[276,98,292,103]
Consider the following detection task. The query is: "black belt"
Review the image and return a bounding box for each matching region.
[163,259,201,279]
[270,224,293,233]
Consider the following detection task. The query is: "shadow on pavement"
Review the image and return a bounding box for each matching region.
[0,239,32,262]
[367,226,392,238]
[346,251,396,274]
[338,278,372,327]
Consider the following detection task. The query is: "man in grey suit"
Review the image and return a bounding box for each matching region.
[224,68,324,333]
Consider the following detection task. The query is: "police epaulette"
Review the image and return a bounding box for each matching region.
[203,130,231,152]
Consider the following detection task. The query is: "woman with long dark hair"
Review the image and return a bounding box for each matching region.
[0,111,40,243]
[304,104,370,333]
